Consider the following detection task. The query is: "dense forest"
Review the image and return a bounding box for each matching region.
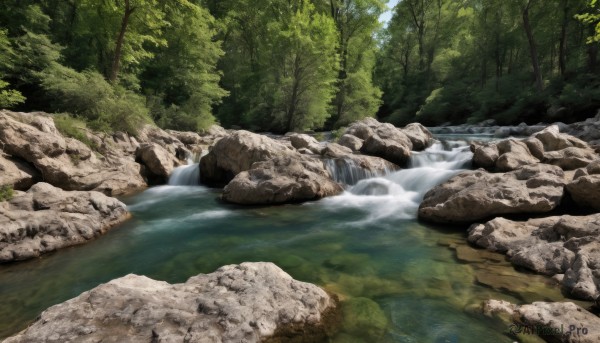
[0,0,599,135]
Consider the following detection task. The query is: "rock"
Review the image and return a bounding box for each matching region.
[419,164,566,223]
[510,242,576,275]
[471,143,499,169]
[289,133,319,150]
[483,300,600,343]
[361,123,413,166]
[345,118,379,140]
[472,125,598,172]
[166,130,202,146]
[200,130,297,186]
[0,154,39,190]
[567,161,600,210]
[340,297,388,341]
[469,214,600,301]
[0,183,128,262]
[321,143,353,158]
[544,147,597,170]
[222,156,343,205]
[3,262,339,343]
[402,123,433,150]
[534,125,589,151]
[135,143,180,184]
[0,111,147,195]
[514,302,600,343]
[337,134,363,151]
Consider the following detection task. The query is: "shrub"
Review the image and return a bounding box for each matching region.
[0,185,14,202]
[40,63,152,135]
[53,113,98,150]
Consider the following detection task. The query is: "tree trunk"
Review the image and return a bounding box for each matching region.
[522,0,543,92]
[109,0,135,83]
[558,0,569,76]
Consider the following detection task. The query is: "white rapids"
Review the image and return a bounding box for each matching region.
[321,141,473,223]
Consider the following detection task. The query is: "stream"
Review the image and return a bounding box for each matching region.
[0,136,568,342]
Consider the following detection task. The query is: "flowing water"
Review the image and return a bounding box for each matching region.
[0,136,569,342]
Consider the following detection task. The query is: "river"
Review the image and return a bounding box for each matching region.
[0,136,567,342]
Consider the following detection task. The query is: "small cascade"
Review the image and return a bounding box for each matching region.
[324,158,395,186]
[322,140,474,222]
[168,164,200,186]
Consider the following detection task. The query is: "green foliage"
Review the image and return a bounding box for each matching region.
[0,80,25,108]
[0,185,14,202]
[576,0,600,42]
[40,64,151,135]
[53,113,97,150]
[378,0,600,126]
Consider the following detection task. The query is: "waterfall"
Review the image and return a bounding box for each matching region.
[168,164,200,186]
[167,150,207,186]
[321,140,473,222]
[324,158,396,186]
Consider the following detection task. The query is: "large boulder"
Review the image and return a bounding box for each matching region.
[567,160,600,210]
[469,213,600,300]
[135,143,180,184]
[361,123,413,166]
[534,124,589,151]
[402,123,433,150]
[222,156,343,205]
[3,262,339,343]
[0,111,147,195]
[418,164,566,223]
[200,130,297,186]
[483,300,600,343]
[0,183,128,262]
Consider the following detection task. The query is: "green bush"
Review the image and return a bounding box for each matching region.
[53,113,98,150]
[40,63,152,135]
[0,185,14,202]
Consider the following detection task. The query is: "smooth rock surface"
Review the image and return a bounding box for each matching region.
[0,183,128,262]
[337,134,363,151]
[135,143,180,183]
[3,262,338,343]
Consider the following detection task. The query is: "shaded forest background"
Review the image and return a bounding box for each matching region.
[0,0,599,135]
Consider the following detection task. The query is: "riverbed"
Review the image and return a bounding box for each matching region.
[0,137,569,342]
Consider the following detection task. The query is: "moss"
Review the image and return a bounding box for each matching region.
[332,127,346,141]
[0,185,14,202]
[340,297,388,340]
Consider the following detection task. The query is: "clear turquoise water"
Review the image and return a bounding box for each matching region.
[0,139,570,342]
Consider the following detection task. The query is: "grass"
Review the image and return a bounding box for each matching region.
[53,114,99,151]
[0,185,13,202]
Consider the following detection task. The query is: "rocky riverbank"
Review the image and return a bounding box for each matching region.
[420,121,600,341]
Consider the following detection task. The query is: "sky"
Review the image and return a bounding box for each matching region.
[379,0,400,25]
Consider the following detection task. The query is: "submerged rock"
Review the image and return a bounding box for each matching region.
[469,214,600,301]
[0,183,128,262]
[3,262,339,343]
[223,156,343,205]
[418,164,566,223]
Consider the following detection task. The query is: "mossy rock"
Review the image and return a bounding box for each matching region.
[341,297,388,340]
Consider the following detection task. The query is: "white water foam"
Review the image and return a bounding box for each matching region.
[321,140,473,223]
